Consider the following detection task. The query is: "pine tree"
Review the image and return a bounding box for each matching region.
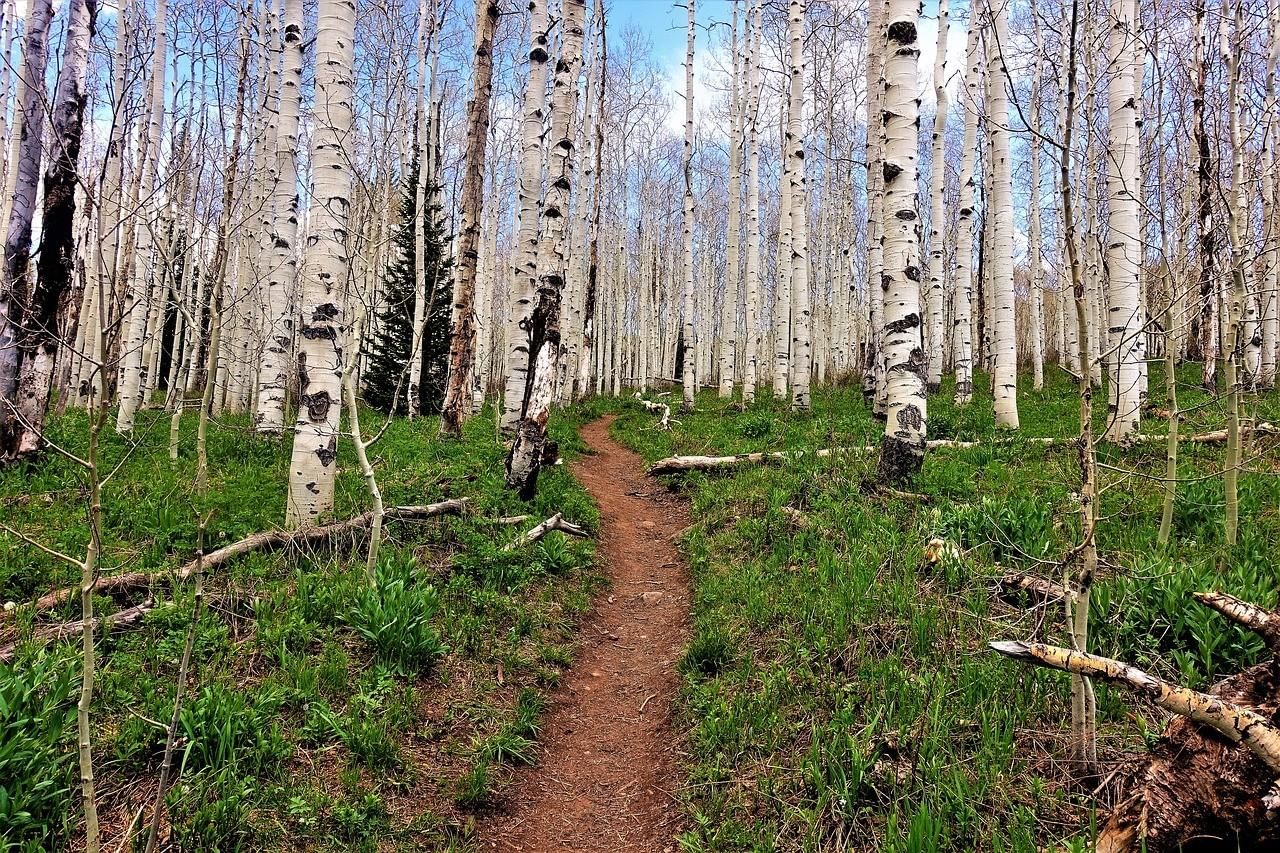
[363,157,453,415]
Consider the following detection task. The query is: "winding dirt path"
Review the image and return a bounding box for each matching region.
[479,416,689,852]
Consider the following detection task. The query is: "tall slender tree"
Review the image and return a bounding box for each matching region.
[680,0,697,410]
[787,0,811,412]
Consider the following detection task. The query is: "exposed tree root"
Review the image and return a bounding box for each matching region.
[632,393,671,429]
[993,590,1280,851]
[504,513,589,549]
[7,499,470,618]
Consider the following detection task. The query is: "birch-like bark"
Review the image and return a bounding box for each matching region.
[502,0,550,430]
[953,14,980,405]
[440,0,500,436]
[256,0,304,432]
[774,101,792,399]
[0,0,53,437]
[285,0,357,526]
[742,0,762,403]
[1028,14,1045,392]
[719,3,741,400]
[506,0,586,496]
[925,0,949,393]
[680,0,697,410]
[1103,0,1142,441]
[115,0,169,433]
[986,0,1018,428]
[787,0,811,411]
[1261,4,1279,391]
[9,0,99,457]
[1193,0,1216,390]
[864,0,886,407]
[1222,5,1246,547]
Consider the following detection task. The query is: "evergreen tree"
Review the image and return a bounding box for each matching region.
[363,157,453,414]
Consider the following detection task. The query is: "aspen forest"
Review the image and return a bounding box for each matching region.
[5,0,1280,847]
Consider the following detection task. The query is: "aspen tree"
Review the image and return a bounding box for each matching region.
[116,0,169,433]
[743,0,762,405]
[1222,2,1246,547]
[441,0,501,436]
[1193,0,1216,390]
[876,0,927,484]
[925,0,949,393]
[774,100,793,399]
[1027,5,1044,392]
[506,0,586,496]
[0,0,53,442]
[502,0,550,431]
[719,2,742,400]
[8,0,99,458]
[787,0,811,411]
[578,1,607,399]
[1262,4,1279,391]
[256,0,305,433]
[986,0,1018,428]
[680,0,697,410]
[285,0,357,526]
[1103,0,1142,441]
[408,0,443,418]
[953,13,981,406]
[864,0,886,407]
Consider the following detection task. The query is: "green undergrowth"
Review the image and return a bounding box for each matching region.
[0,398,616,851]
[613,365,1280,852]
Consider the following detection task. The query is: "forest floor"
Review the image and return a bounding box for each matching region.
[479,415,689,852]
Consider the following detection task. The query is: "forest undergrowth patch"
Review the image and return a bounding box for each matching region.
[0,398,617,852]
[612,366,1280,852]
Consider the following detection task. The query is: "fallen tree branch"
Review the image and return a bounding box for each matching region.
[1193,591,1280,651]
[504,513,589,550]
[10,499,470,617]
[648,447,855,476]
[990,639,1280,771]
[1,598,159,663]
[998,572,1068,606]
[632,393,671,429]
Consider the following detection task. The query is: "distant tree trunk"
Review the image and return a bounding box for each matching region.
[864,0,886,410]
[502,0,550,432]
[1222,2,1247,547]
[1193,0,1217,390]
[115,0,168,433]
[7,0,99,458]
[680,0,697,411]
[256,0,305,433]
[1261,7,1279,391]
[876,0,927,484]
[0,0,53,447]
[743,0,763,405]
[787,0,811,412]
[953,13,980,406]
[925,0,950,394]
[774,100,792,400]
[506,0,586,497]
[987,0,1018,429]
[1027,9,1045,392]
[719,3,742,400]
[285,0,357,525]
[440,0,500,437]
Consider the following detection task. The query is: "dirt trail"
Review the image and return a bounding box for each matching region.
[479,416,689,852]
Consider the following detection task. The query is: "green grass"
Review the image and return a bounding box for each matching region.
[612,365,1280,851]
[0,399,612,851]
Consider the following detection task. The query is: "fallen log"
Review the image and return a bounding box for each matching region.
[0,598,159,663]
[9,498,470,617]
[648,447,856,476]
[504,513,589,550]
[993,589,1280,851]
[997,571,1068,605]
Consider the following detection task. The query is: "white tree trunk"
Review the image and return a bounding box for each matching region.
[680,0,697,410]
[256,0,304,432]
[953,15,980,405]
[718,4,741,399]
[1262,5,1279,390]
[787,0,811,411]
[285,0,357,526]
[925,0,950,393]
[501,0,550,429]
[774,102,792,399]
[877,0,927,483]
[742,0,762,404]
[1028,18,1045,391]
[987,0,1019,428]
[1103,0,1142,440]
